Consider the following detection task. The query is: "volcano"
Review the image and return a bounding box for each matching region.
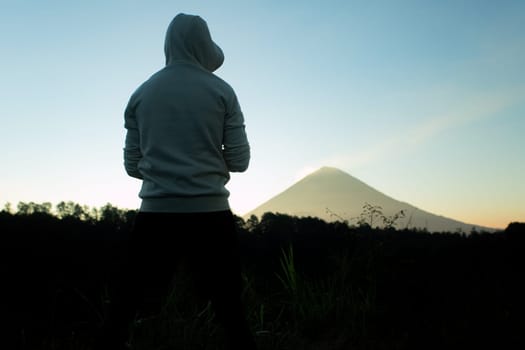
[244,167,496,233]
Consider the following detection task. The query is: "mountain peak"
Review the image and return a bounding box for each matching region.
[314,166,343,173]
[309,166,348,177]
[296,166,373,192]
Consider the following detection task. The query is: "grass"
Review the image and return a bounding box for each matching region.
[9,221,521,349]
[3,207,523,349]
[73,244,377,350]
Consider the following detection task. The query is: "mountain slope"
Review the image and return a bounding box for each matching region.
[244,167,496,233]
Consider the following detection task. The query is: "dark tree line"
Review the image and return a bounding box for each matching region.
[1,202,524,349]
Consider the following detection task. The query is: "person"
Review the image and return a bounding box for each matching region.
[100,13,255,350]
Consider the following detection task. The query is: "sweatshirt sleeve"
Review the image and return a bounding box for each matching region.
[123,102,144,180]
[223,92,250,172]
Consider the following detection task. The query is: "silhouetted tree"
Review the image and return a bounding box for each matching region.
[16,201,52,215]
[245,214,259,232]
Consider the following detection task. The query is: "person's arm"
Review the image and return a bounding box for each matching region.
[123,103,144,179]
[223,92,250,172]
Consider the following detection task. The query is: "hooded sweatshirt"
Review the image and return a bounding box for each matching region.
[123,13,250,213]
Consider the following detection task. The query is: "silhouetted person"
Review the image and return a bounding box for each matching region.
[99,13,254,350]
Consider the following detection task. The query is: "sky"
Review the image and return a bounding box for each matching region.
[1,0,524,229]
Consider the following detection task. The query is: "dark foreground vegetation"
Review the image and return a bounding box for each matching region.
[1,201,524,349]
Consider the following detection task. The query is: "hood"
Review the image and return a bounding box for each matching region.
[164,13,224,72]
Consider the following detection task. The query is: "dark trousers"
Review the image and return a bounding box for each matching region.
[99,210,256,350]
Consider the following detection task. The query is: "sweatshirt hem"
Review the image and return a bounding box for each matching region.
[139,196,230,213]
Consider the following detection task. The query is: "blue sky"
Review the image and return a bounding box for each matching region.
[1,0,524,228]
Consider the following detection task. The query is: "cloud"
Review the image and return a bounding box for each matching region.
[324,89,523,170]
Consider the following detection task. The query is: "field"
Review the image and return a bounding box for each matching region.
[1,203,524,349]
